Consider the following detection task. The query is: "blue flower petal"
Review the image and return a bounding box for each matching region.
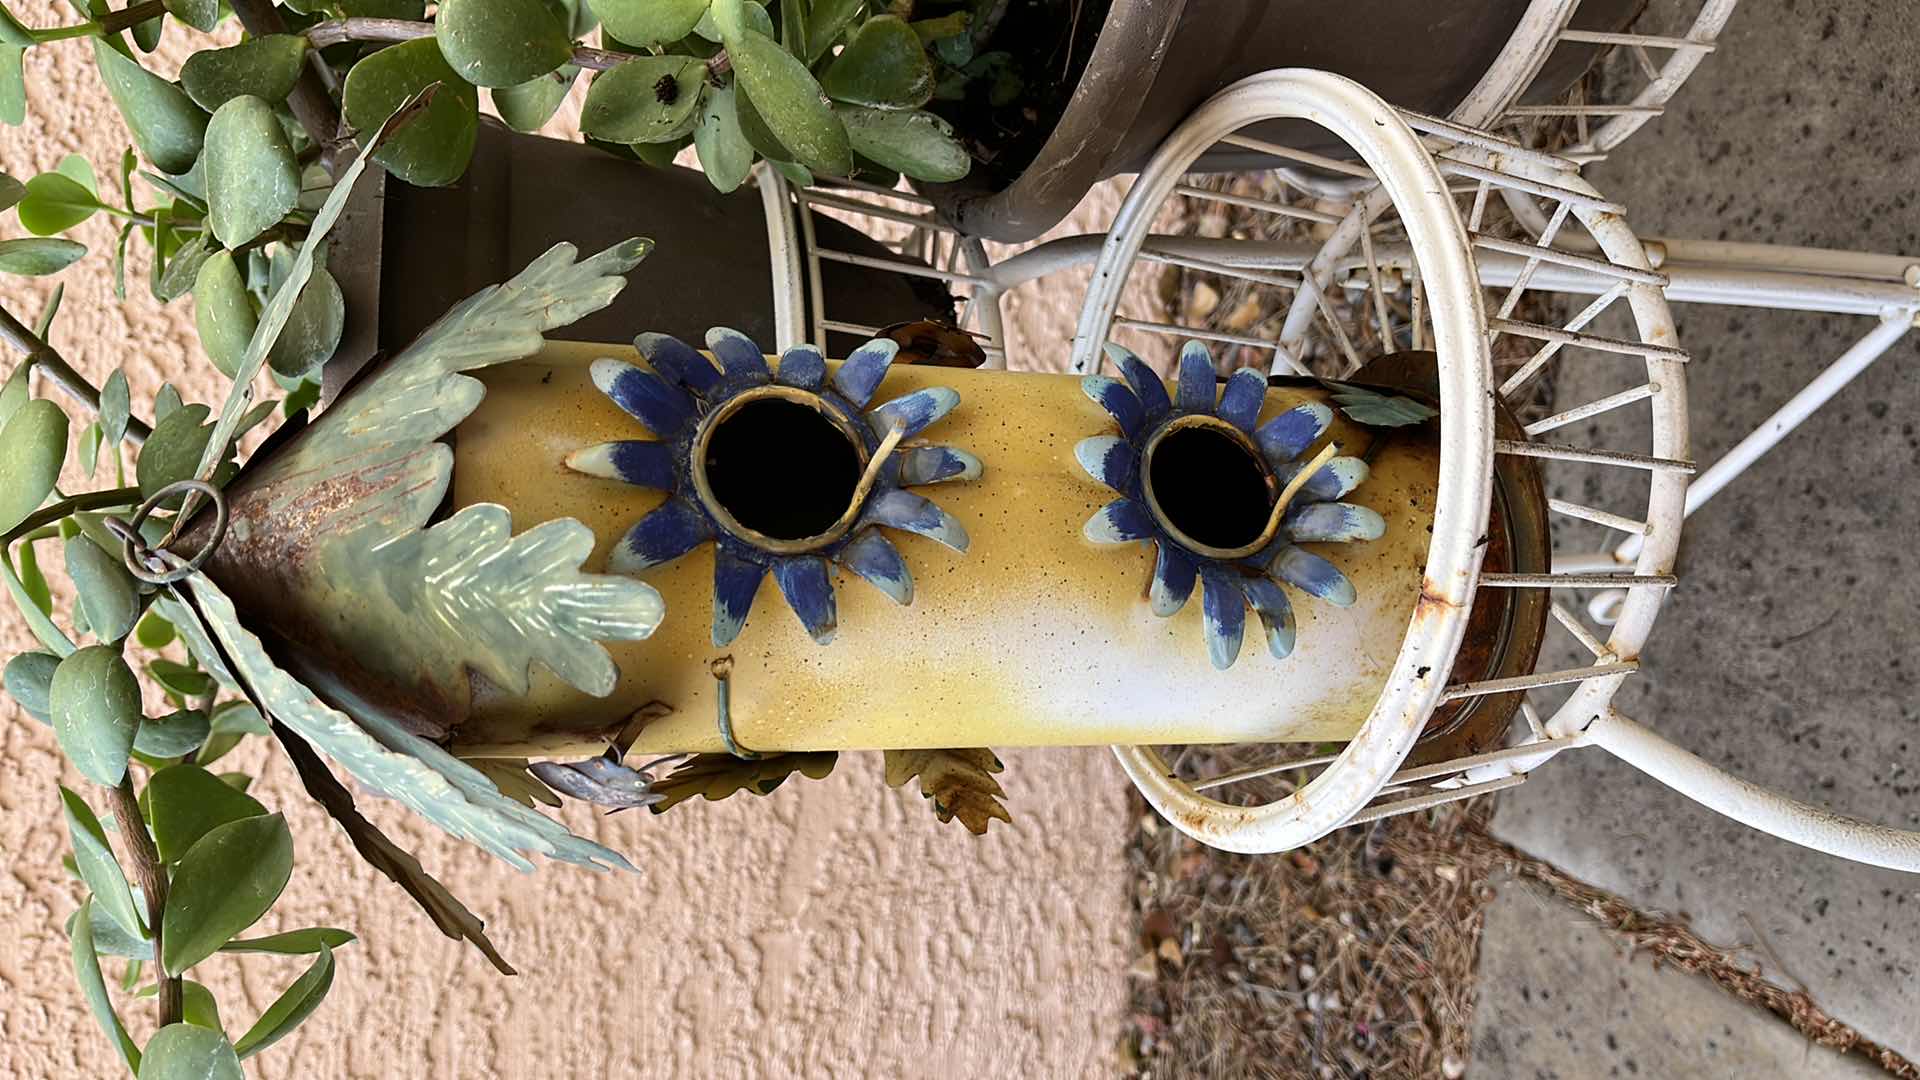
[1273,546,1358,607]
[1083,497,1154,544]
[711,549,766,646]
[609,497,712,573]
[838,528,913,605]
[1240,575,1297,659]
[897,446,983,486]
[1149,541,1197,617]
[1082,375,1144,439]
[565,440,677,490]
[832,338,899,408]
[1175,340,1216,415]
[1277,455,1370,501]
[1217,369,1268,433]
[776,345,826,392]
[773,556,837,644]
[705,327,772,385]
[1254,402,1334,465]
[867,386,959,439]
[591,358,694,436]
[862,490,969,551]
[636,332,721,396]
[1107,343,1172,421]
[1074,436,1136,494]
[1197,564,1247,670]
[1284,502,1386,543]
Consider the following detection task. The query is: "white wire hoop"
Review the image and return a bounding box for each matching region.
[1074,70,1495,855]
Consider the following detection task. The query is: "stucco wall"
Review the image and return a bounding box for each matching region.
[0,8,1131,1075]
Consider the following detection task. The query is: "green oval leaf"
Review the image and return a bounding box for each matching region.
[580,56,706,144]
[17,172,102,236]
[589,0,708,46]
[693,81,752,193]
[147,657,215,701]
[436,0,571,87]
[837,105,969,181]
[803,0,862,62]
[0,236,87,276]
[0,357,27,430]
[180,35,308,114]
[0,46,25,128]
[0,398,69,534]
[0,172,21,212]
[137,1023,241,1080]
[137,402,213,500]
[0,8,33,48]
[135,610,177,649]
[134,708,211,758]
[148,762,268,862]
[92,38,209,175]
[66,534,139,643]
[60,786,146,940]
[132,9,165,52]
[221,926,356,955]
[4,649,60,722]
[821,16,933,109]
[265,265,345,377]
[205,95,299,249]
[490,65,577,132]
[51,645,142,786]
[154,232,214,303]
[193,249,257,379]
[99,368,131,448]
[725,20,850,176]
[233,945,334,1058]
[161,813,294,976]
[163,0,219,33]
[341,38,480,187]
[71,898,144,1074]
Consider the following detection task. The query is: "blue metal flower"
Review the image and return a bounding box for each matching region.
[567,328,979,646]
[1078,340,1385,670]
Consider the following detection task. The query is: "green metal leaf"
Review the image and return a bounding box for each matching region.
[67,533,139,642]
[693,81,752,193]
[821,15,932,109]
[193,249,256,379]
[17,172,101,236]
[92,38,209,174]
[264,265,345,378]
[837,105,968,181]
[161,812,293,975]
[133,708,211,759]
[233,944,333,1058]
[70,898,143,1074]
[1321,381,1440,428]
[205,96,299,249]
[581,56,706,144]
[0,236,87,275]
[0,398,69,535]
[179,34,308,113]
[220,927,355,955]
[51,645,142,786]
[60,785,146,941]
[588,0,707,47]
[4,649,59,722]
[722,9,851,176]
[137,1024,241,1080]
[340,38,479,187]
[803,0,862,62]
[490,65,577,132]
[147,763,268,862]
[436,0,571,88]
[163,0,218,33]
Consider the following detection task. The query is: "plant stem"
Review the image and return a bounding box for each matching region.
[2,487,142,544]
[29,0,165,42]
[303,16,707,74]
[108,776,182,1029]
[0,305,152,448]
[229,0,351,179]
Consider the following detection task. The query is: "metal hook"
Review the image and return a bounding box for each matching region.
[105,479,230,586]
[710,655,762,760]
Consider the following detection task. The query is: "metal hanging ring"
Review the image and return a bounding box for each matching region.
[109,479,230,586]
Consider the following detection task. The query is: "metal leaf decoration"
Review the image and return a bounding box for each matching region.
[180,569,633,875]
[882,748,1011,835]
[648,751,840,813]
[528,749,685,812]
[1319,380,1438,428]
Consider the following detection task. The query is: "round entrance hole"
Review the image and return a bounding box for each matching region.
[1144,421,1276,553]
[701,395,864,544]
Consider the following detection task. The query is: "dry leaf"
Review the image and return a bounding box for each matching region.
[468,758,562,808]
[648,751,838,812]
[883,747,1012,835]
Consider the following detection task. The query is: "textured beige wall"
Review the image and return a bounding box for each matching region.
[0,7,1130,1075]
